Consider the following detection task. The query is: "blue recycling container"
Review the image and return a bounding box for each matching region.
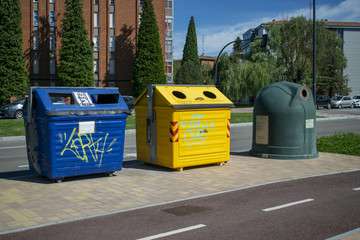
[23,87,129,182]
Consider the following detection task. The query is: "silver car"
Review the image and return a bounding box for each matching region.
[331,96,354,109]
[0,98,26,119]
[353,95,360,107]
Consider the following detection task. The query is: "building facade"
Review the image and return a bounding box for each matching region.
[20,0,173,95]
[242,20,360,95]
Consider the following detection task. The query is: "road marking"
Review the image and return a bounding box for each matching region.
[18,165,29,168]
[0,146,26,150]
[353,187,360,191]
[262,199,314,212]
[125,153,137,157]
[137,224,206,240]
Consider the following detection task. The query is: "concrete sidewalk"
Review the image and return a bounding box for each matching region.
[0,152,359,235]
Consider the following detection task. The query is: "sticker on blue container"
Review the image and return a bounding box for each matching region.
[73,92,94,107]
[79,121,95,134]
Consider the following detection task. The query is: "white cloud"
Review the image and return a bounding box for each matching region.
[173,0,360,59]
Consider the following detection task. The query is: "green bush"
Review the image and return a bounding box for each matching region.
[316,132,360,156]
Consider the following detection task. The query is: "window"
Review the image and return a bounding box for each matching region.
[49,0,55,3]
[93,36,99,51]
[109,13,115,28]
[166,0,173,8]
[33,0,38,2]
[50,58,56,74]
[109,59,115,75]
[94,13,99,27]
[50,11,55,27]
[94,0,98,4]
[50,35,55,50]
[33,10,38,26]
[94,60,98,73]
[33,35,38,50]
[110,0,115,4]
[33,55,39,74]
[109,36,115,52]
[165,40,172,52]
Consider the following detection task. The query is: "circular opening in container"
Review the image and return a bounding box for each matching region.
[300,86,309,101]
[203,91,217,99]
[172,91,186,99]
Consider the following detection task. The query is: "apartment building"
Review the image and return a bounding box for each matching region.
[20,0,173,95]
[242,20,360,95]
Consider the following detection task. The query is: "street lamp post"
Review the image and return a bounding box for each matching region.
[313,0,316,104]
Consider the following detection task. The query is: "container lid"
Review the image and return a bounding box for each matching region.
[134,85,234,109]
[30,87,129,116]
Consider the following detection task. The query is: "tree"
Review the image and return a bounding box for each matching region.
[0,0,29,105]
[232,37,242,55]
[267,16,313,84]
[131,0,166,97]
[175,60,202,84]
[265,17,348,94]
[316,22,349,96]
[57,0,94,87]
[175,16,202,84]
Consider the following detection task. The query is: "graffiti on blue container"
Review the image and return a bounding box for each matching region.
[60,128,117,165]
[181,114,214,148]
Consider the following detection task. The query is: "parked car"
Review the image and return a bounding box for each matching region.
[123,96,136,115]
[331,96,354,109]
[353,95,360,107]
[316,95,331,109]
[0,98,26,119]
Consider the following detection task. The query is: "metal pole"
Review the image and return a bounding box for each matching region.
[214,40,237,87]
[313,0,316,104]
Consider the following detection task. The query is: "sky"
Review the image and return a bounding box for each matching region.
[173,0,360,59]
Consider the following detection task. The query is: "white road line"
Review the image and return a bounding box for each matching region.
[0,146,26,150]
[137,224,206,240]
[262,199,314,212]
[353,187,360,191]
[18,165,29,168]
[125,153,137,157]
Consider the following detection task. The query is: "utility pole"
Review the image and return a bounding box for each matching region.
[313,0,316,104]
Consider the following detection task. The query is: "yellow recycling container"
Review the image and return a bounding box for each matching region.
[134,85,234,171]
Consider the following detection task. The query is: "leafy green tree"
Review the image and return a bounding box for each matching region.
[175,60,202,84]
[201,63,214,85]
[267,16,313,84]
[265,17,348,94]
[0,0,29,104]
[316,21,349,96]
[57,0,94,87]
[232,37,242,55]
[131,0,166,97]
[175,16,202,84]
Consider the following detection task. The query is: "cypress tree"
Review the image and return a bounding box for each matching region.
[175,16,202,84]
[132,0,166,97]
[0,0,29,104]
[57,0,94,87]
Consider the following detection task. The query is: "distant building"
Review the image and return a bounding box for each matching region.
[20,0,173,95]
[199,55,217,68]
[165,0,174,83]
[242,20,360,95]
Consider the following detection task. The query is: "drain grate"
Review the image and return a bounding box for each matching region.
[162,205,208,216]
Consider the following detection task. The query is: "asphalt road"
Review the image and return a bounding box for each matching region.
[1,171,359,240]
[0,118,359,175]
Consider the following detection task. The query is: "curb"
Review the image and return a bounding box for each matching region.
[1,116,359,142]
